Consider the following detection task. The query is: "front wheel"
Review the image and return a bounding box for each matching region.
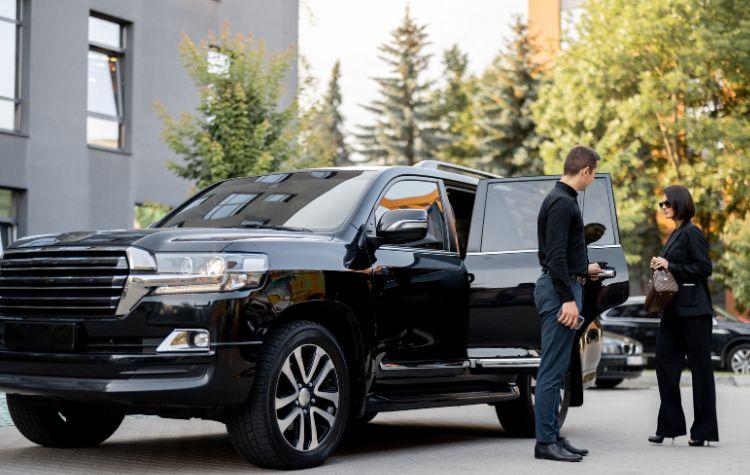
[495,372,571,438]
[226,320,350,470]
[6,394,123,447]
[727,343,750,375]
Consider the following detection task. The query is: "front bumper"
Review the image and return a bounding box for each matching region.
[0,290,274,410]
[597,354,644,380]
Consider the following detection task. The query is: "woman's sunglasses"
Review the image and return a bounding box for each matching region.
[658,200,672,209]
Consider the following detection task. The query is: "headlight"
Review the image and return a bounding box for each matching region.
[126,249,268,296]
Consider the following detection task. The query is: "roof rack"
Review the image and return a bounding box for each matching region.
[413,160,502,179]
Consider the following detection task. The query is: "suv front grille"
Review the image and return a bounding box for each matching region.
[0,249,128,317]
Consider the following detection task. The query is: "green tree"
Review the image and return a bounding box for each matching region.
[134,202,172,229]
[533,0,750,298]
[477,16,544,176]
[357,7,437,165]
[155,24,297,188]
[297,61,351,168]
[427,45,482,165]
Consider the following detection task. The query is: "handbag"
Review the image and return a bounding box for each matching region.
[645,268,679,314]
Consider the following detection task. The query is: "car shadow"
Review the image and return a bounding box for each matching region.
[0,419,513,473]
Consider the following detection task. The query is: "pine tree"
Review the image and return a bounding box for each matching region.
[427,45,481,165]
[477,16,544,176]
[296,61,351,168]
[357,8,436,165]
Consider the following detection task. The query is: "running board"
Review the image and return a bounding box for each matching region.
[379,357,540,372]
[368,384,520,412]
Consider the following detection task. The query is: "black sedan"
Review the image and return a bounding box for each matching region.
[595,331,645,388]
[600,296,750,374]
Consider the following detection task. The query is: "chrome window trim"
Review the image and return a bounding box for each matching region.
[379,244,459,257]
[466,243,622,257]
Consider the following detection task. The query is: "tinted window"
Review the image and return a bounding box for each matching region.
[608,304,655,319]
[482,180,554,252]
[375,180,447,250]
[482,177,617,252]
[159,170,376,230]
[581,177,616,245]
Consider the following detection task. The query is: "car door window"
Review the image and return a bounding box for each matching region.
[482,180,554,252]
[374,180,448,250]
[580,177,616,246]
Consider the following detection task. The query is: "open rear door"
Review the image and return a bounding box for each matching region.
[463,174,629,364]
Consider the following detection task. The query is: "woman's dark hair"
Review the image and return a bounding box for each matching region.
[663,185,696,221]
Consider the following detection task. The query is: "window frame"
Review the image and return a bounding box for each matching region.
[0,187,19,248]
[86,12,128,151]
[469,173,621,255]
[367,176,452,253]
[0,0,23,133]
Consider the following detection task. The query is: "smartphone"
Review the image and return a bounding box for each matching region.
[556,308,585,330]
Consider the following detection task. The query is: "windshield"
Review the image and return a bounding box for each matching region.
[158,170,377,231]
[714,306,741,323]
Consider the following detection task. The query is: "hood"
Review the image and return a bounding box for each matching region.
[717,320,750,335]
[8,228,334,253]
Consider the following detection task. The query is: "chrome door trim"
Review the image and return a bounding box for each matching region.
[379,361,471,371]
[471,357,541,368]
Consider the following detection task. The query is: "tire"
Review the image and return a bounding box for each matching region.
[495,372,571,438]
[595,378,623,389]
[6,394,123,448]
[726,343,750,375]
[226,320,350,470]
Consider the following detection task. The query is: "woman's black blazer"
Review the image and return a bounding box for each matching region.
[661,221,713,317]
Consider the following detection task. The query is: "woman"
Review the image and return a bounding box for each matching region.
[648,185,719,446]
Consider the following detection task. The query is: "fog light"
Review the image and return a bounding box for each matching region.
[156,329,211,353]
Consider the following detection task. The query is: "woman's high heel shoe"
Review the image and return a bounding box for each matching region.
[688,440,707,447]
[648,435,665,444]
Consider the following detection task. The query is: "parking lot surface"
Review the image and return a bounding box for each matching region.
[0,379,746,474]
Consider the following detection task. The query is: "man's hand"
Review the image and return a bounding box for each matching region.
[558,300,579,329]
[587,262,603,281]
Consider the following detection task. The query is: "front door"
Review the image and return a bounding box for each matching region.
[369,178,469,369]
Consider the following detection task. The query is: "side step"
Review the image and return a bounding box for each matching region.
[367,384,519,413]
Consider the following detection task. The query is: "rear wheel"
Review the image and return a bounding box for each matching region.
[226,320,350,469]
[6,394,123,447]
[495,372,571,438]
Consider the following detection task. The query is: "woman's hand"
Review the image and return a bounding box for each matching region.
[650,257,669,270]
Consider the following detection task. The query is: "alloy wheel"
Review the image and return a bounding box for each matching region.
[730,348,750,375]
[274,343,340,451]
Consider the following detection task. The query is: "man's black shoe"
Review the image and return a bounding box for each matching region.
[534,443,583,462]
[558,437,589,456]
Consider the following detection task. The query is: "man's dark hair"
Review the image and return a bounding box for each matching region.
[663,185,696,221]
[563,145,600,176]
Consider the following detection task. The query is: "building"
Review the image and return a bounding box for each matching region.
[528,0,585,65]
[0,0,298,249]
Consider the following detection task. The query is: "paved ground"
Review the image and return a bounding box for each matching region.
[0,377,747,474]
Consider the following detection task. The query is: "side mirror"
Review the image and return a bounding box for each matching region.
[584,222,606,245]
[376,209,429,245]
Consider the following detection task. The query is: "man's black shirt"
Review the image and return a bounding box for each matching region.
[537,181,588,302]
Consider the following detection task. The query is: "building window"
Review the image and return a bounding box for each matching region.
[0,0,22,132]
[0,188,18,249]
[87,14,126,149]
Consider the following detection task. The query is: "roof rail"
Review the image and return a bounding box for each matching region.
[413,160,502,179]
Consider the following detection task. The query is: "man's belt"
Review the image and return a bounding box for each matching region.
[542,268,587,285]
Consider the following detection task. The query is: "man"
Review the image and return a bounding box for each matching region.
[533,145,603,462]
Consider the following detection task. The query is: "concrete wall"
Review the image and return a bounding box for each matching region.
[0,0,298,238]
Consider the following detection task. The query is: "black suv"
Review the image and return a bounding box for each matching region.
[0,162,628,469]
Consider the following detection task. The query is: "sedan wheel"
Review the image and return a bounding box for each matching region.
[729,344,750,375]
